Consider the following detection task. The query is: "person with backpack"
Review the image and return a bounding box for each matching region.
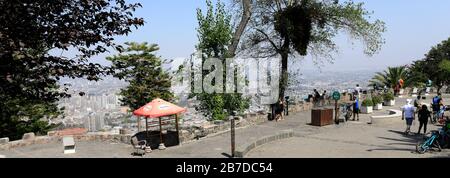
[432,93,443,120]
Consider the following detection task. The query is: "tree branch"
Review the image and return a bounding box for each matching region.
[227,0,252,57]
[255,28,280,52]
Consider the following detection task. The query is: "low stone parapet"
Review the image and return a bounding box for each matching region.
[234,130,294,158]
[0,101,317,151]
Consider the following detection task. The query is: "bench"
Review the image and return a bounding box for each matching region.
[63,136,76,154]
[369,109,402,124]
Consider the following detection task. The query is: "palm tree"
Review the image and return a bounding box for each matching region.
[370,66,411,89]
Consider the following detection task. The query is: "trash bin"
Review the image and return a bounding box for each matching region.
[311,107,334,126]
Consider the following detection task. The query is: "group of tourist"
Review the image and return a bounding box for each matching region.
[312,89,330,107]
[401,93,445,135]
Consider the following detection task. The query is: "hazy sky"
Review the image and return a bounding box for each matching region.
[92,0,450,72]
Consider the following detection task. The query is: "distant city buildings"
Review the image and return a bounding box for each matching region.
[54,70,376,132]
[56,76,130,132]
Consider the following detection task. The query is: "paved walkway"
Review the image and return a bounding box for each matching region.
[247,98,449,158]
[2,97,449,158]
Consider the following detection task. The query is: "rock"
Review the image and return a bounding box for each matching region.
[0,137,9,144]
[119,129,131,135]
[47,131,57,137]
[22,133,35,141]
[213,120,225,125]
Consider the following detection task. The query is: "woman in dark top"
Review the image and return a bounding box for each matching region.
[418,105,432,134]
[275,98,285,122]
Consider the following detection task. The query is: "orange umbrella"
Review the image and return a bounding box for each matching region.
[133,98,186,150]
[133,98,186,118]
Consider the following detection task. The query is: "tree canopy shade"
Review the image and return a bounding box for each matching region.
[0,0,144,140]
[107,42,174,111]
[238,0,386,99]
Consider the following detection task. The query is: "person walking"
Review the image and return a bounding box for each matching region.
[352,96,360,121]
[417,105,431,135]
[431,93,443,123]
[402,99,416,135]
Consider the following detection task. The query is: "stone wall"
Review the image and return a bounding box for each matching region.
[0,98,314,150]
[0,133,133,151]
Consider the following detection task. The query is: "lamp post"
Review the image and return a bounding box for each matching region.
[285,96,290,116]
[230,111,237,158]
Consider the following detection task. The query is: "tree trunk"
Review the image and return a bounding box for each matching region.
[280,53,288,100]
[279,36,290,100]
[227,0,252,57]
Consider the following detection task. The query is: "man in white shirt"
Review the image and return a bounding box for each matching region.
[354,84,362,99]
[401,99,416,134]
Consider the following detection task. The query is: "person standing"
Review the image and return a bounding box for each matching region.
[402,99,416,134]
[352,96,360,121]
[275,98,286,122]
[313,89,321,107]
[321,90,328,106]
[355,84,362,99]
[417,105,431,135]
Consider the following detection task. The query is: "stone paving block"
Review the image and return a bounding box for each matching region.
[0,138,9,144]
[22,133,35,141]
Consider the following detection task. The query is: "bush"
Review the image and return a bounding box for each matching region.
[372,95,383,104]
[362,99,374,107]
[383,92,395,101]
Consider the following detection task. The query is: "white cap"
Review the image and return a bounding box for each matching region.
[406,99,412,104]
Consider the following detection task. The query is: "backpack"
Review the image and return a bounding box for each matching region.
[433,97,440,105]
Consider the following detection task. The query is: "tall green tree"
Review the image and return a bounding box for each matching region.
[194,0,250,120]
[107,42,174,110]
[239,0,386,99]
[411,37,450,93]
[0,0,144,140]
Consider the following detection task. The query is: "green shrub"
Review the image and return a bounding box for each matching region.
[372,95,382,104]
[362,98,374,107]
[383,92,395,101]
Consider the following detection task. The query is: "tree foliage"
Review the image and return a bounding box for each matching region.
[239,0,386,99]
[410,37,450,92]
[369,66,410,89]
[0,0,143,139]
[194,0,250,120]
[107,42,174,111]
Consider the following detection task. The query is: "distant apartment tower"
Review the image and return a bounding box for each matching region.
[83,112,105,132]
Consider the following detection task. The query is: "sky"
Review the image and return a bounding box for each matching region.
[91,0,450,73]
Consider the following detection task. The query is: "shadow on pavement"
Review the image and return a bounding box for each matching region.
[221,153,232,158]
[367,130,423,153]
